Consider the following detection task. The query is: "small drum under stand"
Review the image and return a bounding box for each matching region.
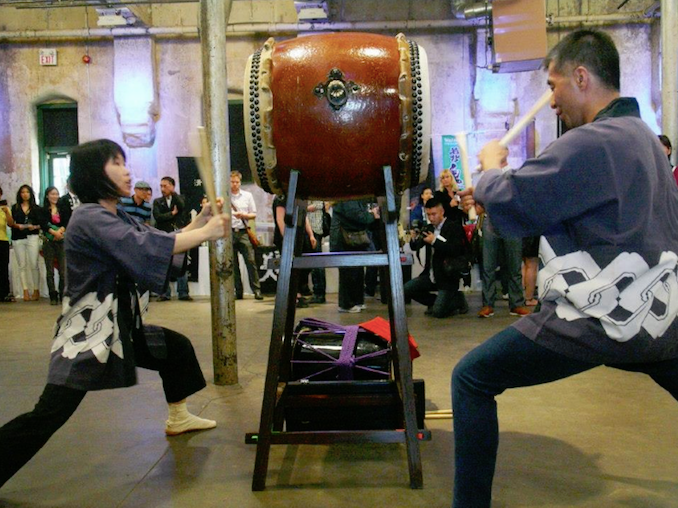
[246,167,431,491]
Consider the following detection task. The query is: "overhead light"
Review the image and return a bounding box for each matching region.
[95,8,137,27]
[294,1,328,22]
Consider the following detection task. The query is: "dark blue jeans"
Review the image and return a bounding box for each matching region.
[451,327,678,508]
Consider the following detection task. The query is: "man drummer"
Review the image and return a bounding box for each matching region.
[453,29,678,507]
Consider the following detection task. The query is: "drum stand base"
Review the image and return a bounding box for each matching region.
[248,166,430,491]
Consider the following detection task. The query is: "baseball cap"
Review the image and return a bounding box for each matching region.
[134,181,151,190]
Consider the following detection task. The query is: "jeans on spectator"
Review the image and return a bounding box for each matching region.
[481,220,524,309]
[451,327,678,508]
[233,230,261,296]
[13,235,40,292]
[163,272,189,299]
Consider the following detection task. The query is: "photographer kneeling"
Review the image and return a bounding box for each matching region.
[404,197,469,318]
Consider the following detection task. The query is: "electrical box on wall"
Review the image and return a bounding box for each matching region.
[491,0,547,73]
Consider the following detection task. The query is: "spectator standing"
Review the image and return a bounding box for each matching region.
[11,185,42,301]
[153,176,192,301]
[41,187,66,305]
[658,134,677,186]
[0,186,15,302]
[119,181,153,225]
[56,178,80,229]
[230,171,263,300]
[306,200,327,303]
[330,199,379,313]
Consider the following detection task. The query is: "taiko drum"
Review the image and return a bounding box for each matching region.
[243,32,430,200]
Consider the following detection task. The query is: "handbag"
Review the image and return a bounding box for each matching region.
[340,226,371,249]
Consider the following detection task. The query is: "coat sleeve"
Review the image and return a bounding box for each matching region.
[80,209,176,291]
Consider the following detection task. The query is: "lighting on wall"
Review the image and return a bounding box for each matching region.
[294,1,329,22]
[95,8,137,27]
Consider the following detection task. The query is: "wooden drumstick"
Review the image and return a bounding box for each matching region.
[474,89,553,171]
[193,126,219,213]
[455,131,476,220]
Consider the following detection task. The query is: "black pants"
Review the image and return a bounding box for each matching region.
[0,241,9,299]
[0,327,206,488]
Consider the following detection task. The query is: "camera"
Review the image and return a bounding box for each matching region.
[411,219,423,233]
[0,199,7,206]
[421,223,435,236]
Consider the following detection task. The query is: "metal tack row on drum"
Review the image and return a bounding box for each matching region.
[244,32,431,200]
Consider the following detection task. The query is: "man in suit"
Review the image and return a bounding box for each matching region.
[404,196,468,318]
[153,176,192,301]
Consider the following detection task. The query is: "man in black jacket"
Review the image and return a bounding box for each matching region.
[153,176,191,301]
[404,197,469,318]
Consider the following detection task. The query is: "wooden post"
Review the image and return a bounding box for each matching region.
[200,0,238,385]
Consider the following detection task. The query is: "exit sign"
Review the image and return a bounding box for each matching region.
[39,49,57,66]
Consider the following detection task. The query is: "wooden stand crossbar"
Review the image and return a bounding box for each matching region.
[249,167,429,491]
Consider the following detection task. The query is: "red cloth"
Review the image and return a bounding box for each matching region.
[359,316,420,360]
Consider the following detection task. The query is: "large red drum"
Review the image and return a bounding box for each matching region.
[243,32,430,200]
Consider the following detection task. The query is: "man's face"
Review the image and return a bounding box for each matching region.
[426,204,445,227]
[547,62,586,130]
[134,187,147,202]
[230,175,241,194]
[160,180,174,197]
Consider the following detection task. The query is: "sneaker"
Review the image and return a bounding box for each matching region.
[296,298,309,308]
[510,306,531,316]
[358,304,367,310]
[338,305,361,313]
[178,295,193,301]
[478,306,494,318]
[502,293,509,301]
[165,414,217,436]
[254,291,264,300]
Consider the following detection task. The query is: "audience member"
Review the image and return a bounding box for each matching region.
[153,176,192,301]
[56,178,80,229]
[454,30,678,507]
[476,158,530,318]
[0,138,229,490]
[404,197,468,318]
[522,235,539,306]
[410,187,433,226]
[230,171,263,300]
[306,200,327,304]
[272,194,317,308]
[330,199,379,313]
[0,186,15,302]
[10,185,42,302]
[41,187,66,305]
[658,134,677,186]
[119,181,153,224]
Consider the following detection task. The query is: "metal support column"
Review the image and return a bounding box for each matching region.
[200,0,238,385]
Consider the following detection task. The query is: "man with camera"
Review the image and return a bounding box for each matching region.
[404,196,469,318]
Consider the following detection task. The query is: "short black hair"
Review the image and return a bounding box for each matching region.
[161,176,176,187]
[659,134,672,151]
[424,196,444,209]
[543,29,620,91]
[69,139,125,204]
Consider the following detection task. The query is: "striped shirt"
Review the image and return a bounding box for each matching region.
[118,196,152,224]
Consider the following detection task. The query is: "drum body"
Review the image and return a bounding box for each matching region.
[244,32,430,199]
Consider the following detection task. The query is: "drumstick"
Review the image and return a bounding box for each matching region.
[193,126,220,213]
[474,89,553,171]
[455,131,476,220]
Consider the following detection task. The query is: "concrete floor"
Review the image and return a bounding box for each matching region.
[1,292,677,508]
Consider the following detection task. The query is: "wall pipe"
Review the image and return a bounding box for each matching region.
[0,11,657,41]
[661,0,678,166]
[200,0,239,386]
